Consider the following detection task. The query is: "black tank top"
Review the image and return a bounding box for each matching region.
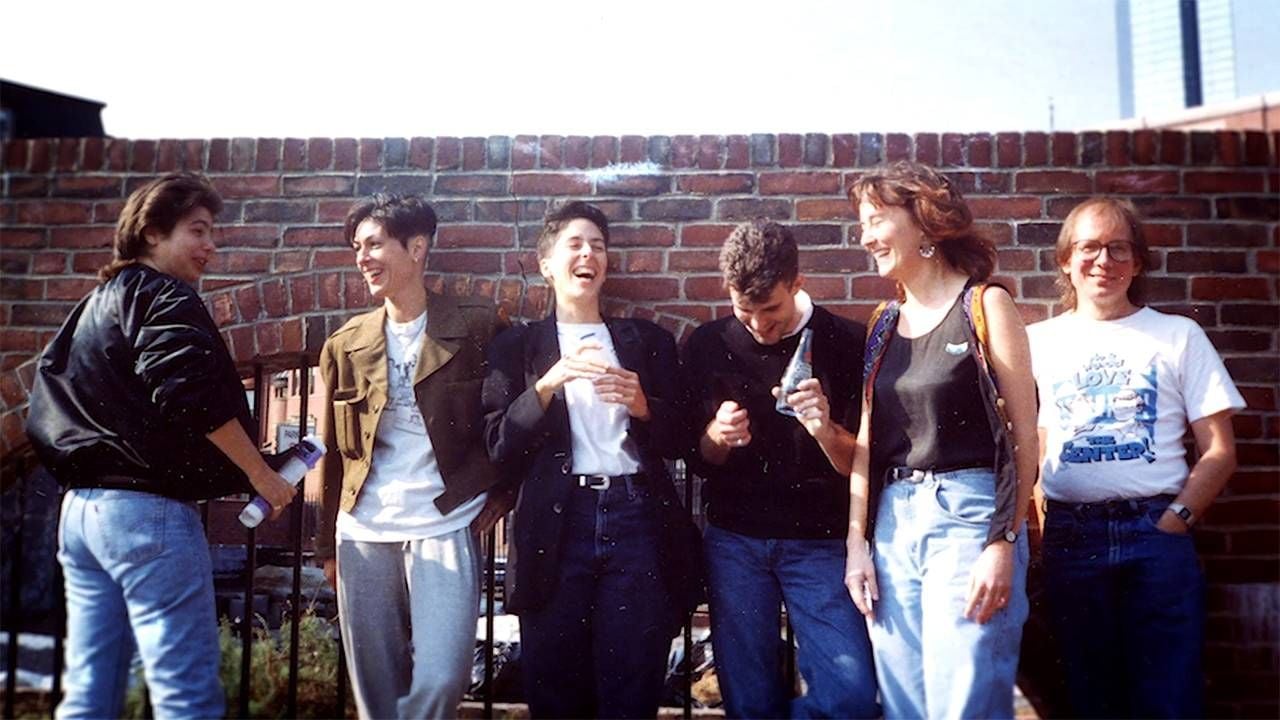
[869,292,996,478]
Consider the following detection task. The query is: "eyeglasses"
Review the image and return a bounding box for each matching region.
[1074,240,1135,262]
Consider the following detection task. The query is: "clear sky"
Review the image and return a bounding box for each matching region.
[0,0,1195,139]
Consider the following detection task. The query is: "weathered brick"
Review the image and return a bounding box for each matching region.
[716,198,791,221]
[282,227,345,247]
[638,199,712,221]
[1188,224,1269,247]
[759,172,840,195]
[1166,251,1248,273]
[647,136,671,166]
[436,225,514,248]
[430,251,502,273]
[750,134,775,167]
[967,196,1042,219]
[1096,171,1179,194]
[512,135,538,170]
[245,201,314,223]
[1023,132,1048,166]
[859,134,883,167]
[598,175,671,196]
[434,174,507,196]
[803,134,828,166]
[833,134,859,167]
[407,137,434,169]
[778,134,803,168]
[512,173,589,196]
[229,138,255,172]
[462,137,486,171]
[680,224,738,246]
[283,175,355,196]
[563,136,590,169]
[282,138,307,171]
[967,133,993,167]
[675,174,752,195]
[1215,197,1279,221]
[796,199,857,221]
[725,135,750,170]
[213,175,280,199]
[255,138,281,171]
[383,138,409,168]
[1014,171,1090,194]
[609,225,676,248]
[620,135,647,164]
[1051,132,1076,166]
[359,138,384,171]
[16,202,93,225]
[307,138,334,171]
[355,174,432,196]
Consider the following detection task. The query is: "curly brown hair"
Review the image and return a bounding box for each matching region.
[848,161,994,281]
[719,219,799,303]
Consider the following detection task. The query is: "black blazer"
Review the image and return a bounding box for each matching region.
[481,314,703,631]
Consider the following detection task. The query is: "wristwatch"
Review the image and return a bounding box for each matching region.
[1166,502,1195,527]
[1000,529,1018,543]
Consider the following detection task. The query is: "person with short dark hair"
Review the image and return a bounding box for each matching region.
[845,161,1039,719]
[26,172,296,719]
[683,219,878,719]
[1028,197,1243,718]
[316,193,510,719]
[482,200,701,719]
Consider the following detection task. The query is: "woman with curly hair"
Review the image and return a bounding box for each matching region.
[843,162,1039,719]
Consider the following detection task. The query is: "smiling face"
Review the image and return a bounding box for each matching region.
[142,207,216,284]
[352,218,426,303]
[1062,207,1139,316]
[539,217,607,305]
[858,200,928,281]
[729,278,803,346]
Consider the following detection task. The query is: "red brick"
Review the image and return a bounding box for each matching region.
[512,135,538,170]
[610,225,676,248]
[311,249,352,268]
[208,292,236,326]
[346,272,372,308]
[670,135,697,169]
[6,177,47,198]
[47,226,113,249]
[696,135,724,170]
[434,174,506,195]
[1096,171,1178,193]
[315,272,342,309]
[759,172,840,195]
[655,304,714,324]
[334,138,357,171]
[683,275,727,301]
[1184,171,1266,193]
[563,136,590,169]
[1216,131,1242,166]
[0,229,45,248]
[408,137,434,169]
[1157,130,1185,164]
[1259,251,1279,274]
[462,137,486,171]
[617,135,645,164]
[667,250,721,271]
[680,224,737,246]
[1022,132,1048,166]
[254,138,281,171]
[941,133,964,166]
[600,276,678,301]
[967,196,1042,219]
[359,138,384,171]
[0,277,43,301]
[796,199,857,221]
[156,139,181,171]
[31,252,66,273]
[884,134,911,162]
[287,276,316,312]
[996,133,1021,167]
[851,276,897,299]
[27,139,52,172]
[965,133,992,167]
[598,175,670,195]
[1242,131,1270,166]
[436,225,514,249]
[44,277,95,301]
[72,251,111,273]
[282,138,306,171]
[677,174,753,194]
[16,202,92,225]
[232,285,261,323]
[3,140,29,172]
[258,279,287,317]
[1191,277,1270,300]
[512,173,589,196]
[212,175,280,199]
[217,225,280,248]
[537,136,561,169]
[306,138,333,171]
[282,175,355,196]
[1050,133,1076,166]
[778,134,803,168]
[833,134,859,167]
[430,252,502,273]
[0,329,39,352]
[1129,197,1211,219]
[725,135,750,170]
[283,227,345,247]
[128,140,156,172]
[623,251,663,273]
[1103,131,1129,165]
[590,136,618,168]
[55,139,79,171]
[1015,171,1091,193]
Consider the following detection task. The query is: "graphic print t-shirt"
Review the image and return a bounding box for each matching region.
[1027,307,1244,503]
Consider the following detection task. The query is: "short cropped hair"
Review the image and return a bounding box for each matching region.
[343,194,438,248]
[537,200,610,259]
[1055,197,1150,310]
[848,161,994,281]
[101,172,223,282]
[719,219,799,303]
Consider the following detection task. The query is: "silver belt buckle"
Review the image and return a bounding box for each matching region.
[578,474,611,490]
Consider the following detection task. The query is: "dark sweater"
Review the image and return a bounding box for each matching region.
[682,306,866,539]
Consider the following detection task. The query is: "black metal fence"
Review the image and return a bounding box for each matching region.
[2,358,776,718]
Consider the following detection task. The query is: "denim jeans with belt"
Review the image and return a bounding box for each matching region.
[518,476,670,719]
[704,523,879,719]
[56,488,223,719]
[869,467,1029,720]
[1042,494,1205,718]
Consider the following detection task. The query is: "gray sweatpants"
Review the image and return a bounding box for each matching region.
[336,527,480,719]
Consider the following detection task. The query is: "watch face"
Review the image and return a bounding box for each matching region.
[1003,530,1018,543]
[1176,507,1192,520]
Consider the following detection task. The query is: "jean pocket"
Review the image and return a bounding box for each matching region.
[1141,506,1193,539]
[931,473,996,526]
[97,493,168,563]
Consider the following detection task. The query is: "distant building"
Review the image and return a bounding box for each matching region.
[0,79,106,140]
[1115,0,1280,120]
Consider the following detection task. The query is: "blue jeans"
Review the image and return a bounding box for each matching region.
[704,524,879,719]
[869,468,1028,720]
[518,478,669,719]
[56,488,223,720]
[1042,495,1205,718]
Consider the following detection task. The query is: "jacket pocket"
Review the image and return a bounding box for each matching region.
[332,389,366,459]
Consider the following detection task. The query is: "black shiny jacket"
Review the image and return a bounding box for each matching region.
[25,264,254,500]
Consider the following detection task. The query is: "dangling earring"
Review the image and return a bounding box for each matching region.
[919,241,937,259]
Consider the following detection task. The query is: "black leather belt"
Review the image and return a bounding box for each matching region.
[573,473,642,491]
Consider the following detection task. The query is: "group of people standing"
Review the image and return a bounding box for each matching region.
[26,160,1243,720]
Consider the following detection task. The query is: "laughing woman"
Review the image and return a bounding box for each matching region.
[481,201,699,719]
[1028,197,1243,718]
[843,162,1039,720]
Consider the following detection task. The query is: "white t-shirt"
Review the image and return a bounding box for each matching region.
[337,311,485,541]
[1028,307,1245,503]
[557,321,642,476]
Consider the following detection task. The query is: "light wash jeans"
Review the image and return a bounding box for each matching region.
[705,523,879,719]
[56,487,223,720]
[868,468,1028,720]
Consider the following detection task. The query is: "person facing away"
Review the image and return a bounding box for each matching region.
[1028,197,1243,718]
[315,193,511,719]
[25,172,296,719]
[844,161,1039,720]
[481,200,702,719]
[682,219,879,719]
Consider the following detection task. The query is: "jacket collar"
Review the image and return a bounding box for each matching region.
[343,292,466,388]
[530,308,643,374]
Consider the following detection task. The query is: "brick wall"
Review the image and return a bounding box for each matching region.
[2,131,1277,714]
